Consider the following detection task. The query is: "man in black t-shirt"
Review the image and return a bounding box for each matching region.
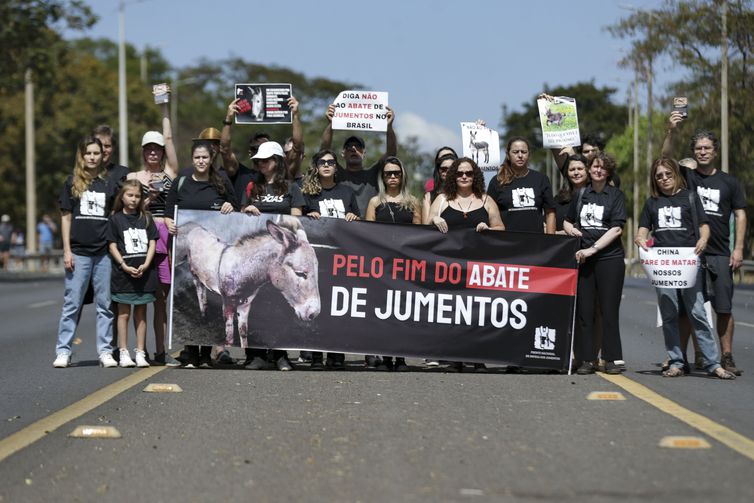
[319,103,397,218]
[663,114,747,375]
[93,125,129,190]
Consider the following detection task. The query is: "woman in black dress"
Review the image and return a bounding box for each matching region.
[365,157,421,371]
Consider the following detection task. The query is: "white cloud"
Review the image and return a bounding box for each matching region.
[394,112,460,155]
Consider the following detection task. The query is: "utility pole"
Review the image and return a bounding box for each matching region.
[25,69,37,254]
[721,0,729,173]
[632,72,640,262]
[118,0,128,167]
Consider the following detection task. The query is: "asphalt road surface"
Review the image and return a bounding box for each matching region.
[0,277,752,502]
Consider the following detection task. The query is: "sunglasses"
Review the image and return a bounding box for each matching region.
[316,159,337,167]
[383,171,402,178]
[438,166,450,173]
[344,144,364,151]
[455,170,474,179]
[655,172,674,181]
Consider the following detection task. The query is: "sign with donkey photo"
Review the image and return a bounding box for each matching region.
[537,96,580,148]
[460,122,501,172]
[234,83,292,124]
[168,210,579,370]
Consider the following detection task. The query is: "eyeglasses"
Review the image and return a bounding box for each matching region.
[455,170,474,179]
[383,171,402,178]
[694,145,714,152]
[655,172,674,181]
[344,144,364,152]
[316,159,337,167]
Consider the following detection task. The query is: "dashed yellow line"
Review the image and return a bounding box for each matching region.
[599,373,754,462]
[0,366,165,463]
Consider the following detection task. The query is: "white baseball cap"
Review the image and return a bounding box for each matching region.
[251,141,284,160]
[141,131,165,147]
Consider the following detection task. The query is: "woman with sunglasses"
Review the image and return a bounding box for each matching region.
[562,153,626,375]
[365,157,421,371]
[635,158,735,379]
[302,149,360,370]
[422,148,457,224]
[428,157,504,372]
[240,141,304,372]
[487,137,556,234]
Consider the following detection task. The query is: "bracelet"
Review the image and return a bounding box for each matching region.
[591,244,599,251]
[223,119,233,126]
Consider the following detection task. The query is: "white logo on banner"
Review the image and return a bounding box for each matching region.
[124,228,148,254]
[319,199,346,219]
[534,326,556,350]
[697,187,720,213]
[512,188,536,208]
[658,206,682,228]
[79,191,106,216]
[580,203,604,227]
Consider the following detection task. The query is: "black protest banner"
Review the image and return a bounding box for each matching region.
[234,83,292,124]
[170,210,579,370]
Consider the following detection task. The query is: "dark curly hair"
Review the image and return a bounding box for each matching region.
[588,151,617,184]
[444,157,485,200]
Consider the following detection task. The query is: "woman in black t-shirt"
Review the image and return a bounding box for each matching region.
[635,158,735,380]
[487,137,556,234]
[241,141,304,372]
[422,149,457,224]
[302,149,360,370]
[53,137,117,369]
[563,153,626,375]
[365,157,421,371]
[165,141,237,368]
[554,154,589,233]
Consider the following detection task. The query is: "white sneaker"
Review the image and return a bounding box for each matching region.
[53,353,71,368]
[134,349,150,368]
[100,352,119,368]
[118,349,136,367]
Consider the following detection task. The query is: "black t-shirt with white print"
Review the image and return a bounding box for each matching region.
[59,175,115,256]
[244,182,305,215]
[303,184,360,219]
[165,175,239,216]
[107,211,159,294]
[566,184,627,260]
[487,170,555,233]
[639,189,709,248]
[230,162,262,207]
[682,167,746,256]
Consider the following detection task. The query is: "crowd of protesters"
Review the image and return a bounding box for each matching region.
[46,92,744,380]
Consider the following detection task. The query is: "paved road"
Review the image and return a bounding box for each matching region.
[0,278,752,502]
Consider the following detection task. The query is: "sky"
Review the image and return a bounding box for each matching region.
[66,0,672,154]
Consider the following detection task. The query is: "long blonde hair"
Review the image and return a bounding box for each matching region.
[377,157,418,212]
[112,179,152,225]
[302,149,339,196]
[71,136,105,198]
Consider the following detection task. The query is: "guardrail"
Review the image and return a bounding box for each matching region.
[1,249,64,273]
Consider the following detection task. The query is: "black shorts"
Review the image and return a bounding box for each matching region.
[704,254,734,314]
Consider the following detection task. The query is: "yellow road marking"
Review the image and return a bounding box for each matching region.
[587,391,626,400]
[0,366,165,462]
[143,383,183,393]
[659,436,711,449]
[68,425,122,438]
[600,373,754,462]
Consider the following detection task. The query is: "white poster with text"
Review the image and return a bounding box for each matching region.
[537,96,580,148]
[639,247,699,289]
[460,122,501,176]
[332,91,389,132]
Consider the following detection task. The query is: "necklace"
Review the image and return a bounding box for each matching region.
[457,197,474,219]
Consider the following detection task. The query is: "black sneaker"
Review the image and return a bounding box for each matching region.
[298,351,313,363]
[394,358,409,372]
[721,353,742,376]
[245,357,268,370]
[604,361,622,375]
[365,355,381,368]
[310,358,325,371]
[199,354,213,369]
[474,363,488,373]
[276,356,294,371]
[576,361,596,375]
[326,354,346,370]
[445,362,463,373]
[215,349,234,366]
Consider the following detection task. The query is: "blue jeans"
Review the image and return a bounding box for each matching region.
[56,253,113,356]
[656,269,721,373]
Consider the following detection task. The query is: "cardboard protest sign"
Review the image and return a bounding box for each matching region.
[460,123,501,182]
[235,83,292,124]
[537,96,580,148]
[639,247,699,289]
[332,91,389,132]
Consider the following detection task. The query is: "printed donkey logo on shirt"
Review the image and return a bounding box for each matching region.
[124,228,148,254]
[697,187,720,214]
[580,203,604,227]
[658,206,682,228]
[511,188,536,208]
[79,190,106,217]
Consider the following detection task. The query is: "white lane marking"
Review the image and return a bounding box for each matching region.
[29,300,56,309]
[735,321,754,329]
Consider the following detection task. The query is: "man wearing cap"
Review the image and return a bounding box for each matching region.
[220,96,304,192]
[319,103,396,218]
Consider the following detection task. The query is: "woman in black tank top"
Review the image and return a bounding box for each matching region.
[365,157,421,371]
[427,158,504,373]
[428,158,504,233]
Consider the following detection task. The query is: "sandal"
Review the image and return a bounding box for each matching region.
[662,367,684,377]
[711,367,736,380]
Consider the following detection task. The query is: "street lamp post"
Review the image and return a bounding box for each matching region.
[118,0,127,167]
